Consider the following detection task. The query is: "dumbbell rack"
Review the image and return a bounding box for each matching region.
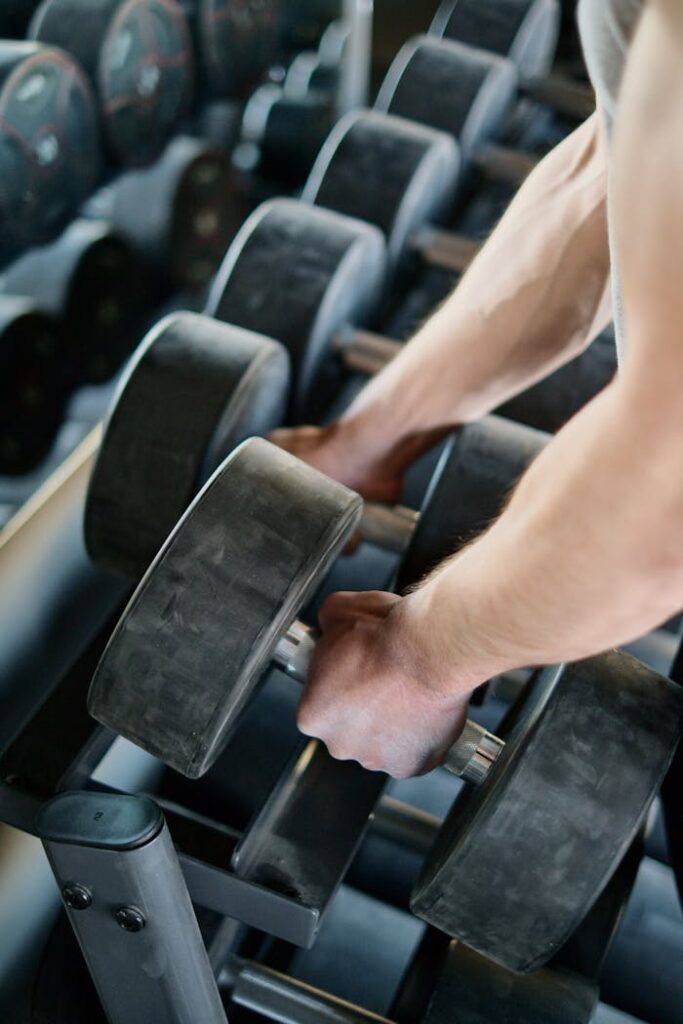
[1,5,682,1024]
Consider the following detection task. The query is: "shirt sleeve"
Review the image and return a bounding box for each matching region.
[577,0,644,134]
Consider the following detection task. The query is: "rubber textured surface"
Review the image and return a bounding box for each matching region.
[191,0,279,97]
[0,42,99,260]
[30,0,193,165]
[1,218,148,384]
[303,109,460,272]
[431,0,560,82]
[422,942,597,1023]
[412,654,683,972]
[87,135,238,290]
[89,439,363,776]
[206,198,387,420]
[397,416,547,590]
[377,36,517,160]
[0,297,65,474]
[85,312,290,578]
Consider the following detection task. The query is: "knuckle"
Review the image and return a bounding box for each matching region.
[296,706,319,736]
[326,742,350,761]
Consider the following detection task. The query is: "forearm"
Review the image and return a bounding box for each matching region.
[405,373,683,692]
[339,113,611,465]
[403,0,683,689]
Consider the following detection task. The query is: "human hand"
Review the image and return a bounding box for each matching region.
[297,590,472,778]
[268,423,405,503]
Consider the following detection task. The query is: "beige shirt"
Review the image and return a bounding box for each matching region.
[577,0,644,355]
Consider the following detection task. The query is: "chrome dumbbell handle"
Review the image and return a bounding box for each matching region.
[273,620,504,786]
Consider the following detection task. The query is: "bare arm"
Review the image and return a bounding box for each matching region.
[404,0,683,681]
[273,112,611,500]
[297,3,683,777]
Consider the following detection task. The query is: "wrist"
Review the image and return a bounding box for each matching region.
[385,585,486,702]
[337,407,453,482]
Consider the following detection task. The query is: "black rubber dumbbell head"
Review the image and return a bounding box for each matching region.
[85,312,290,578]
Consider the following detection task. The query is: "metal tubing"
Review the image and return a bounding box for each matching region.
[38,791,227,1024]
[472,143,539,186]
[370,795,441,855]
[358,502,418,555]
[333,325,401,376]
[410,227,482,274]
[0,427,127,752]
[524,75,595,122]
[230,961,393,1024]
[338,0,373,114]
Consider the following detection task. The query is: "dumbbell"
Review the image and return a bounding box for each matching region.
[431,0,594,119]
[303,107,497,276]
[88,435,683,971]
[191,97,242,151]
[278,0,340,54]
[206,198,388,420]
[387,929,596,1024]
[37,790,600,1024]
[376,34,592,183]
[240,82,335,185]
[84,311,291,579]
[304,36,584,277]
[434,0,595,118]
[225,926,596,1023]
[83,135,240,292]
[0,219,148,386]
[85,294,544,587]
[207,197,607,431]
[29,0,194,167]
[178,0,279,99]
[432,0,559,83]
[0,42,100,264]
[283,19,350,101]
[302,25,594,274]
[0,296,66,474]
[498,328,617,433]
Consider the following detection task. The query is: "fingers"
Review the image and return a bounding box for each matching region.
[267,425,318,457]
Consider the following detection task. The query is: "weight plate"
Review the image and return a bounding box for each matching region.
[284,51,338,101]
[499,331,618,433]
[164,141,239,290]
[304,109,460,273]
[63,226,147,383]
[317,19,349,68]
[0,296,65,474]
[422,942,598,1023]
[206,198,386,421]
[278,0,339,52]
[30,0,193,166]
[85,312,290,578]
[411,653,683,972]
[92,136,239,290]
[193,97,242,150]
[253,87,334,186]
[376,36,517,161]
[554,829,644,979]
[1,219,148,385]
[397,416,547,591]
[431,0,560,82]
[88,438,362,776]
[199,0,280,98]
[0,42,99,261]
